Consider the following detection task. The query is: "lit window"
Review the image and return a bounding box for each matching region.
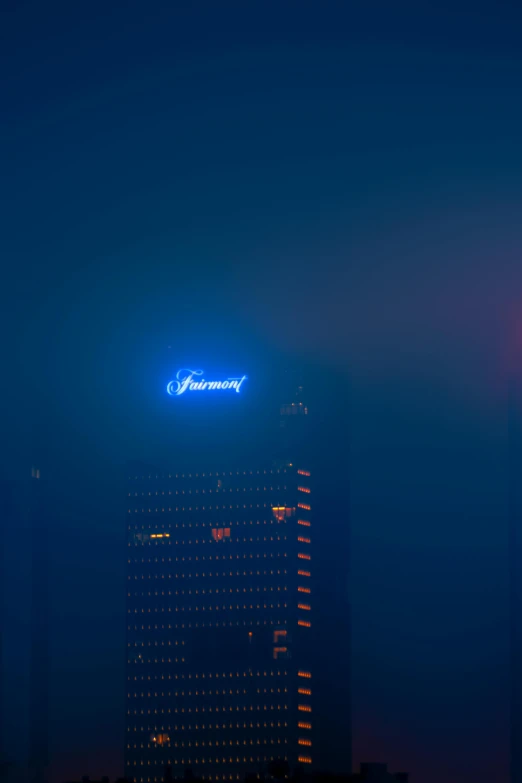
[272,507,294,521]
[211,528,231,541]
[150,732,170,746]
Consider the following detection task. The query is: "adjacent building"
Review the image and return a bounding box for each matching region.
[0,468,49,783]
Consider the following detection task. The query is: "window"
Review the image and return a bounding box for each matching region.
[212,528,231,541]
[272,507,294,521]
[150,733,170,746]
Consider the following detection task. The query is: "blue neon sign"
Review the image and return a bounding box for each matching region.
[166,369,247,396]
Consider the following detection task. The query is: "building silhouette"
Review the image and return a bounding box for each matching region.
[0,468,49,783]
[124,361,351,781]
[510,374,522,783]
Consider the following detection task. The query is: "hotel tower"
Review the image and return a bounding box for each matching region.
[124,363,350,782]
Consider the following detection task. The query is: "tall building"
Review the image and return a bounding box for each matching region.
[0,469,49,783]
[510,374,522,783]
[124,362,351,782]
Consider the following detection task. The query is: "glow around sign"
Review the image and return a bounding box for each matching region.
[166,369,247,396]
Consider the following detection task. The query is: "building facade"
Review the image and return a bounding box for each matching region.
[0,469,49,783]
[124,364,351,782]
[125,462,315,782]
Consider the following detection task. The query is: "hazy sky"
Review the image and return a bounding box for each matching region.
[2,2,522,782]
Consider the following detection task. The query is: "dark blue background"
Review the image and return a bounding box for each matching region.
[2,2,521,782]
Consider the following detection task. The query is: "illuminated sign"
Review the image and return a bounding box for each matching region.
[166,369,247,396]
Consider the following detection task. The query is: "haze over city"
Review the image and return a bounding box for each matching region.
[2,3,522,783]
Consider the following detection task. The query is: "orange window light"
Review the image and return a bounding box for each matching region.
[297,487,311,494]
[297,536,311,544]
[152,732,170,745]
[274,630,287,643]
[298,570,311,577]
[298,520,311,527]
[297,470,311,476]
[298,671,312,679]
[212,527,231,541]
[273,647,288,659]
[298,587,311,594]
[272,506,294,521]
[298,722,312,729]
[298,603,311,611]
[298,739,312,747]
[298,688,311,695]
[298,503,311,510]
[298,705,312,712]
[298,620,311,628]
[298,553,311,560]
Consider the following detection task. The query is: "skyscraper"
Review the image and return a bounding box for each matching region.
[124,362,351,782]
[510,374,522,783]
[0,469,49,783]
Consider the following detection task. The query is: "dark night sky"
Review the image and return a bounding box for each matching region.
[2,2,522,782]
